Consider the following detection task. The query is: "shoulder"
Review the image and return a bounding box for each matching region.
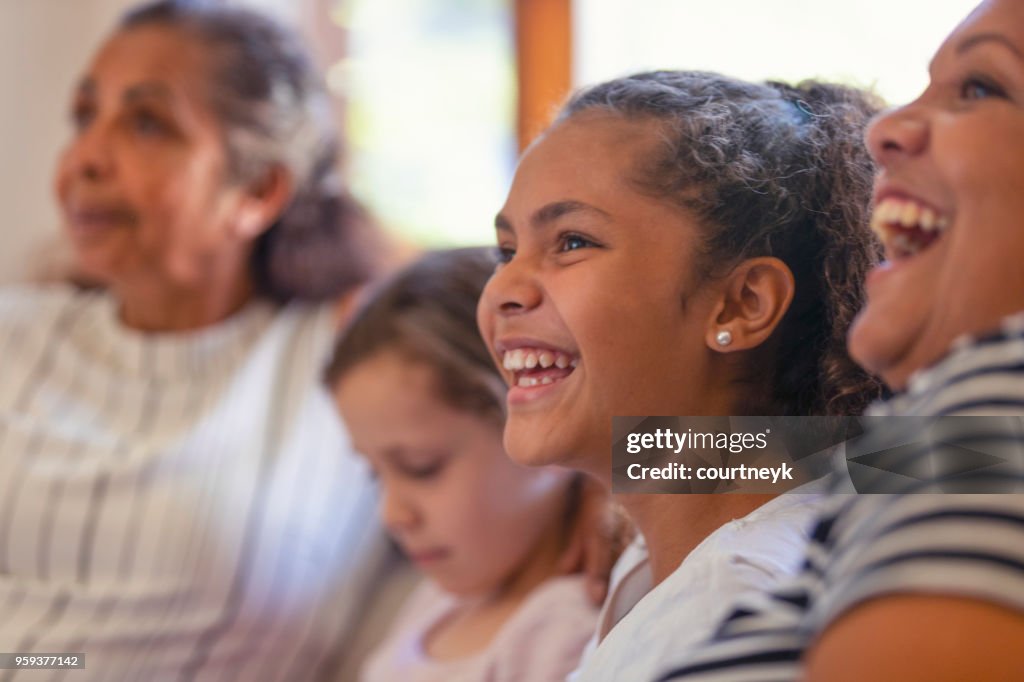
[806,593,1024,682]
[490,576,598,682]
[705,494,826,582]
[817,493,1024,627]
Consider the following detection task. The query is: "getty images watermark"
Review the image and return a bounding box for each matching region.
[612,416,1024,494]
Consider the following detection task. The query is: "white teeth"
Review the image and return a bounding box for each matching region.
[503,349,526,370]
[882,201,900,223]
[571,358,579,368]
[920,207,937,231]
[501,347,580,377]
[899,202,920,228]
[872,197,949,234]
[870,197,951,257]
[540,376,553,385]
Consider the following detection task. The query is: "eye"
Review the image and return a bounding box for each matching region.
[71,103,95,131]
[402,460,445,480]
[495,244,515,264]
[558,232,598,252]
[131,109,170,136]
[959,75,1006,101]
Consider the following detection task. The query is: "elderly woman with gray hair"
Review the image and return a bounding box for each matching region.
[0,1,388,679]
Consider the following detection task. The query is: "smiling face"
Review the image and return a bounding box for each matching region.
[334,349,571,597]
[477,113,739,481]
[851,0,1024,389]
[54,25,252,291]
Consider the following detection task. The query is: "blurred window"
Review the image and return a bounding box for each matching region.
[332,0,517,247]
[245,0,982,248]
[574,0,980,106]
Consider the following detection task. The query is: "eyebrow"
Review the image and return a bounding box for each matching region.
[956,32,1024,60]
[123,81,175,104]
[494,200,611,233]
[73,79,176,104]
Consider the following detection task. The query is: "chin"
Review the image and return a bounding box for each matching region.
[70,259,116,286]
[503,429,555,468]
[502,423,575,469]
[432,572,497,598]
[849,310,914,392]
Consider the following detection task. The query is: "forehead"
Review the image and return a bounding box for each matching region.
[507,113,662,206]
[943,0,1024,53]
[84,25,211,98]
[338,352,450,425]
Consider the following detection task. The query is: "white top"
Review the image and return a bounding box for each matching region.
[0,285,385,681]
[568,492,824,682]
[361,575,597,682]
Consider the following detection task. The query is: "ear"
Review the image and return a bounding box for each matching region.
[232,164,295,240]
[703,257,795,353]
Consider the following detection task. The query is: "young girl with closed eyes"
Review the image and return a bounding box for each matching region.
[325,248,598,682]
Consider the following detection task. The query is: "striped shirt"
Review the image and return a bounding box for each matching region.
[657,312,1024,682]
[0,285,385,681]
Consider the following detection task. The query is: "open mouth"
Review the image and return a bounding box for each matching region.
[869,196,950,261]
[502,347,579,388]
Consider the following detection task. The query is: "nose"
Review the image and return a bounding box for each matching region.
[65,120,116,183]
[865,104,929,167]
[480,257,543,318]
[378,485,419,535]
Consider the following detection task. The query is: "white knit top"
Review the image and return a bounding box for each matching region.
[0,285,385,681]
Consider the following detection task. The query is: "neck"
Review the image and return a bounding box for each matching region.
[486,495,569,610]
[111,256,257,332]
[617,493,774,585]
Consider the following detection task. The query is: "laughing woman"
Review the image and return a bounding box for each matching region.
[658,1,1024,680]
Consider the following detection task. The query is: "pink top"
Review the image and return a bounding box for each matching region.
[361,575,597,682]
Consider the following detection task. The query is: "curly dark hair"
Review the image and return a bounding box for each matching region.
[121,0,384,302]
[561,71,887,416]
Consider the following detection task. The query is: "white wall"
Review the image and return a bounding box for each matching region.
[0,0,137,283]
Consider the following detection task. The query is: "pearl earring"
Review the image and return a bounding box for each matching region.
[715,330,732,347]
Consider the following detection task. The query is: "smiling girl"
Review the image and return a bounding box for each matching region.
[477,72,885,680]
[326,248,597,682]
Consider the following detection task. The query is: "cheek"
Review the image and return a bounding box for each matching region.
[53,150,75,208]
[476,301,497,352]
[143,167,235,245]
[578,278,691,382]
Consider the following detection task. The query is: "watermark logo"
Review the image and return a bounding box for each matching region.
[612,416,1024,494]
